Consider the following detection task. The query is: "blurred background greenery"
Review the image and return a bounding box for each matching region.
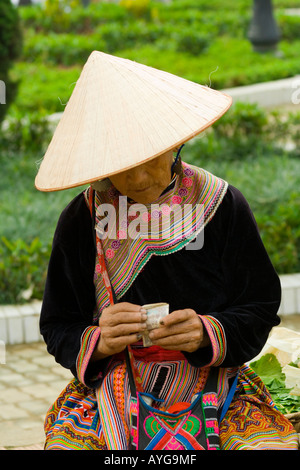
[0,0,300,304]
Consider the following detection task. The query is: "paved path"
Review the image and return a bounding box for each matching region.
[0,342,72,450]
[1,315,300,450]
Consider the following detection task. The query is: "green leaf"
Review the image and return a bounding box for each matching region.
[250,353,285,384]
[250,353,300,414]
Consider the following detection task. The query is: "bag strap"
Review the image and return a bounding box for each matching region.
[219,372,239,422]
[89,187,116,305]
[125,348,138,398]
[89,186,140,394]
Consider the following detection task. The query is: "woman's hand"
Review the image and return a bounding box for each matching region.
[92,302,147,360]
[148,309,210,353]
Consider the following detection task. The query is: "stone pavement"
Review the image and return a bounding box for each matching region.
[0,341,73,450]
[1,315,300,451]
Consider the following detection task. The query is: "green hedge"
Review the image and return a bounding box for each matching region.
[15,0,300,116]
[19,2,129,33]
[277,13,300,40]
[0,0,22,123]
[11,36,300,116]
[0,237,50,304]
[11,0,300,115]
[1,103,300,304]
[23,24,212,66]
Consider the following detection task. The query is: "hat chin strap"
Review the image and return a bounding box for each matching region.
[171,144,185,176]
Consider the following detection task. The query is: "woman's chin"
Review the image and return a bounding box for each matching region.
[129,190,161,205]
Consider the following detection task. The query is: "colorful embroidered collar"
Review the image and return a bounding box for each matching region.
[84,162,228,317]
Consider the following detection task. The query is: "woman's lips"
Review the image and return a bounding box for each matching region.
[133,186,150,193]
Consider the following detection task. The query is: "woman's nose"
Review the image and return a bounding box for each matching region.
[128,165,148,186]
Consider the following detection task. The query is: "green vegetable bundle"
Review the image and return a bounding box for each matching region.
[250,353,300,415]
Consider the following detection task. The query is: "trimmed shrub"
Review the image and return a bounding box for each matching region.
[0,0,22,123]
[0,236,50,304]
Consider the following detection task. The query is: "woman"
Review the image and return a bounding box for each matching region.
[36,51,298,450]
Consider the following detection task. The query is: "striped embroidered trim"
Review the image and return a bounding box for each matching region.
[76,326,101,385]
[199,315,226,366]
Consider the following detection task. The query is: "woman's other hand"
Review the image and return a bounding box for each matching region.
[148,309,210,353]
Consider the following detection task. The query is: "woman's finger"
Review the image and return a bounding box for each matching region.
[149,332,201,352]
[103,302,146,315]
[160,309,196,326]
[100,303,147,327]
[106,321,147,338]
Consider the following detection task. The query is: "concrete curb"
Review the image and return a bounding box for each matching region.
[0,300,42,346]
[279,273,300,316]
[0,274,299,346]
[222,75,300,108]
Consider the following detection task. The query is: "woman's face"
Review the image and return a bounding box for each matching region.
[109,150,175,204]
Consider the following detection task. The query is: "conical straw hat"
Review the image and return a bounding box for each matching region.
[35,51,232,192]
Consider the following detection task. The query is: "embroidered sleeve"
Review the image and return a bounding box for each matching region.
[199,315,227,366]
[76,326,106,387]
[183,314,226,368]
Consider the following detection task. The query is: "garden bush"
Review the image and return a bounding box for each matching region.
[22,23,212,65]
[0,0,22,123]
[11,0,300,116]
[185,102,300,162]
[19,1,132,33]
[9,61,81,114]
[257,194,300,275]
[0,236,51,304]
[0,109,52,153]
[277,13,300,40]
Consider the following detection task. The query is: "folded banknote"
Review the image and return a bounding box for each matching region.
[142,302,169,347]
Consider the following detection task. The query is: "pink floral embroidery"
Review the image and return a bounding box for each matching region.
[171,195,182,205]
[95,264,101,273]
[106,248,115,259]
[161,205,171,215]
[182,177,193,188]
[142,211,151,222]
[117,229,127,239]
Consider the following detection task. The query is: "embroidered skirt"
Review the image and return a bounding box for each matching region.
[44,362,298,450]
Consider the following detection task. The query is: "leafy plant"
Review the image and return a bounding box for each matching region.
[257,193,300,274]
[0,236,51,304]
[0,0,23,123]
[250,353,300,414]
[43,0,81,31]
[120,0,151,19]
[0,109,52,152]
[175,30,211,55]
